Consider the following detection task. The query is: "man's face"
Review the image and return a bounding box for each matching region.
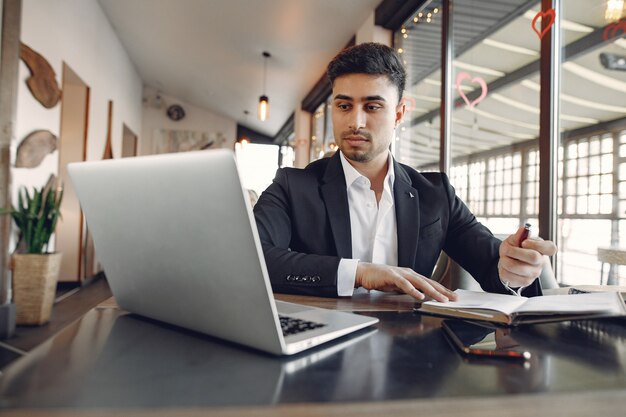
[332,73,404,165]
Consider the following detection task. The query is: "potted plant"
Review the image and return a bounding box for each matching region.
[4,180,63,325]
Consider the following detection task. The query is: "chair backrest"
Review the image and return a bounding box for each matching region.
[432,241,559,291]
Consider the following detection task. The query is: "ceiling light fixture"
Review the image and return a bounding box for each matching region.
[258,51,271,121]
[239,110,250,144]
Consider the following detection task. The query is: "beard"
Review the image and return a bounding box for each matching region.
[338,129,388,163]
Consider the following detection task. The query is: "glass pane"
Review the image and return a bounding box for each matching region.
[309,102,326,162]
[447,1,541,235]
[395,0,443,171]
[558,0,625,285]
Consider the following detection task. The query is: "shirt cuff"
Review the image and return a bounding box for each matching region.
[498,260,526,296]
[337,258,359,296]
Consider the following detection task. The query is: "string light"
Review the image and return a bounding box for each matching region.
[412,8,438,25]
[605,0,625,22]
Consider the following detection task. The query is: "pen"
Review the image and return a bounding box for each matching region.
[519,223,531,247]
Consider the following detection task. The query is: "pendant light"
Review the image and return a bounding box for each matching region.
[258,51,271,121]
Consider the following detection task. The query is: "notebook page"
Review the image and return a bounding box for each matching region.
[516,292,626,314]
[424,289,528,315]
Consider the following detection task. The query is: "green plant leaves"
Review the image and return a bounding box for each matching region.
[5,185,63,254]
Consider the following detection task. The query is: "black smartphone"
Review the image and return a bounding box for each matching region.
[442,319,531,361]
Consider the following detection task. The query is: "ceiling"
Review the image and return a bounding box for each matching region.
[97,0,381,138]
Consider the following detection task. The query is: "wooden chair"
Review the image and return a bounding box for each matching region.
[597,247,626,285]
[431,250,558,291]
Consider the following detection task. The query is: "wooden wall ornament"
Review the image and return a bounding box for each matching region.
[19,42,62,108]
[166,104,185,121]
[15,129,57,168]
[531,9,555,40]
[102,100,113,160]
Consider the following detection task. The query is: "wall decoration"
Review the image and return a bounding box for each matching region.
[102,101,114,160]
[401,97,416,113]
[531,9,555,40]
[166,104,186,121]
[603,18,626,42]
[15,130,57,168]
[152,129,225,154]
[455,72,488,109]
[19,42,62,109]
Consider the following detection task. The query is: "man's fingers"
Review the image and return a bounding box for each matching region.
[521,238,557,256]
[499,258,542,286]
[502,245,544,266]
[505,226,526,247]
[401,274,449,302]
[356,263,456,302]
[426,278,458,300]
[393,276,425,301]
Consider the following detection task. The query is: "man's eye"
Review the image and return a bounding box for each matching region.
[337,104,351,110]
[367,104,382,111]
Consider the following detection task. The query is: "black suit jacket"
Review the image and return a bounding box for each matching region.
[253,152,541,297]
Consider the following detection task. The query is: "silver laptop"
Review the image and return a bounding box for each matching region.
[68,149,378,355]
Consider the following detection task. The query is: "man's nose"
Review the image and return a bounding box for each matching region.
[348,108,366,131]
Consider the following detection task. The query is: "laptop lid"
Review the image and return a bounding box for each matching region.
[68,150,285,354]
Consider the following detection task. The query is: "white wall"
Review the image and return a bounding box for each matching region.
[15,0,142,192]
[141,86,237,155]
[11,0,142,260]
[356,11,392,46]
[0,0,4,56]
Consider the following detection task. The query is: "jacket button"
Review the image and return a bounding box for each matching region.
[312,276,320,282]
[286,274,293,281]
[302,275,311,282]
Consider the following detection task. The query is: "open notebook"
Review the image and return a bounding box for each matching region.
[416,289,626,325]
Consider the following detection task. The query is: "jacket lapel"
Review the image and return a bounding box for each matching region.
[393,160,420,268]
[320,153,352,258]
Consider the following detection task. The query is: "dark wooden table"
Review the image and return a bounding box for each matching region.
[1,290,626,416]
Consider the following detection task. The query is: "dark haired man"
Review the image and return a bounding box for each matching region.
[254,42,557,301]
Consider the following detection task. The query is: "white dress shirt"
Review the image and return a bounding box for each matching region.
[336,151,398,296]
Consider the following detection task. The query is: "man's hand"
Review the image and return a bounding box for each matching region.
[498,226,558,288]
[355,262,457,302]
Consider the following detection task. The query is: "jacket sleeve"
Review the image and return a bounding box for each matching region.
[440,173,542,297]
[253,169,343,297]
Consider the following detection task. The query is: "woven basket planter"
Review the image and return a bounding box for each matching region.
[12,253,62,325]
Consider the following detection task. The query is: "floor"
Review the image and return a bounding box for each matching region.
[0,274,112,370]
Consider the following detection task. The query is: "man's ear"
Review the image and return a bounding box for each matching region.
[395,100,406,127]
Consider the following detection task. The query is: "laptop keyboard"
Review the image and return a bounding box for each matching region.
[279,315,326,336]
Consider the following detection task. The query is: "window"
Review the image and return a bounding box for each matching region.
[395,0,626,285]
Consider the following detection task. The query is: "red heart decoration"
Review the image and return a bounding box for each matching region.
[401,97,415,112]
[455,72,488,109]
[603,18,626,42]
[531,9,555,40]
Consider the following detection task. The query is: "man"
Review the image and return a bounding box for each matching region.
[254,42,557,302]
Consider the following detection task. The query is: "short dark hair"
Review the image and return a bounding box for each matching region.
[327,42,406,102]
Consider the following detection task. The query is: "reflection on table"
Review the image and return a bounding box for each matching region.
[1,306,626,410]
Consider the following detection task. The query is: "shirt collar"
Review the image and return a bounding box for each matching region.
[339,151,395,191]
